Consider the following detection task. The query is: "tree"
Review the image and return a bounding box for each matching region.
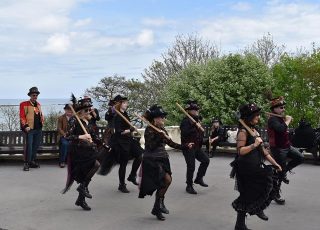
[0,106,20,131]
[272,51,320,127]
[143,33,220,104]
[43,109,61,131]
[244,33,285,67]
[161,54,273,125]
[86,75,152,127]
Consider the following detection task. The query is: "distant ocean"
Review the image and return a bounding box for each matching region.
[0,99,101,115]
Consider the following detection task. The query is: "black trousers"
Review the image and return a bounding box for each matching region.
[271,146,304,174]
[182,147,210,185]
[270,146,304,196]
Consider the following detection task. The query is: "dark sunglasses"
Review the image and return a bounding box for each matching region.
[31,94,38,97]
[279,106,285,109]
[84,109,91,113]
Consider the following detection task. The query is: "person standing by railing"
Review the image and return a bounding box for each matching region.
[19,87,44,171]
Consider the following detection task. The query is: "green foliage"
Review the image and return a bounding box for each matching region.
[43,109,61,131]
[86,75,153,127]
[272,50,320,126]
[161,54,274,125]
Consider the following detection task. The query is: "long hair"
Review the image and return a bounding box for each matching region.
[143,109,154,123]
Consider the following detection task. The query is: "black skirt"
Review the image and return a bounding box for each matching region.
[70,143,99,183]
[232,164,277,215]
[138,157,171,198]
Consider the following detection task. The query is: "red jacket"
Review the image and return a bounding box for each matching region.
[19,100,44,130]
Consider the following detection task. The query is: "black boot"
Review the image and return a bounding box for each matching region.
[235,212,251,230]
[23,162,30,171]
[274,195,285,205]
[194,177,208,187]
[186,184,197,194]
[75,194,91,211]
[159,197,169,214]
[151,195,165,221]
[256,210,268,221]
[118,183,130,193]
[77,183,92,199]
[281,174,290,184]
[29,161,40,168]
[127,174,138,186]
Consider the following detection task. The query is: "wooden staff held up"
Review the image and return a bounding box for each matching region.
[68,104,93,143]
[264,111,286,118]
[176,102,205,132]
[134,113,171,140]
[114,108,140,133]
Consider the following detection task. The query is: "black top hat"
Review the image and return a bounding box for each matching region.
[113,94,128,102]
[63,104,70,110]
[27,87,40,96]
[239,103,261,120]
[145,104,168,121]
[185,99,200,111]
[108,99,115,106]
[70,94,93,112]
[76,98,93,112]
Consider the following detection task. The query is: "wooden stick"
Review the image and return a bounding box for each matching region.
[114,108,139,133]
[68,104,92,143]
[134,113,171,140]
[176,102,205,132]
[264,111,285,118]
[238,119,257,137]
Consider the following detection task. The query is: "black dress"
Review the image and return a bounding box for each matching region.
[112,111,143,160]
[139,126,183,198]
[232,129,277,215]
[62,116,101,193]
[99,111,143,175]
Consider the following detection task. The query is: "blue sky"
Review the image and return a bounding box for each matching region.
[1,0,320,99]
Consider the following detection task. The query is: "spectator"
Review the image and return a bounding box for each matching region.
[20,87,44,171]
[208,117,224,158]
[57,104,72,168]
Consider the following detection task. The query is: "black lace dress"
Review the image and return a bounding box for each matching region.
[232,129,277,215]
[139,126,184,198]
[62,116,101,193]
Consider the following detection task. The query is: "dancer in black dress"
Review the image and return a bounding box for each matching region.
[139,105,193,220]
[231,103,282,230]
[99,95,143,193]
[62,95,108,211]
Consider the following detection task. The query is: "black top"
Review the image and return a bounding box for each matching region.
[144,126,183,158]
[210,127,224,141]
[89,108,100,126]
[66,116,101,145]
[113,111,134,141]
[180,116,203,148]
[32,101,42,130]
[237,129,263,170]
[105,107,115,128]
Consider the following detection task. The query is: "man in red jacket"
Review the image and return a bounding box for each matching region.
[267,96,304,205]
[20,87,44,171]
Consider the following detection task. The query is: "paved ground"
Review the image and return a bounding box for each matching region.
[0,153,319,230]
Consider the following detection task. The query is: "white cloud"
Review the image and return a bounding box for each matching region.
[0,0,78,33]
[136,29,154,46]
[142,18,176,27]
[42,33,71,54]
[231,2,252,11]
[199,1,320,51]
[74,18,92,27]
